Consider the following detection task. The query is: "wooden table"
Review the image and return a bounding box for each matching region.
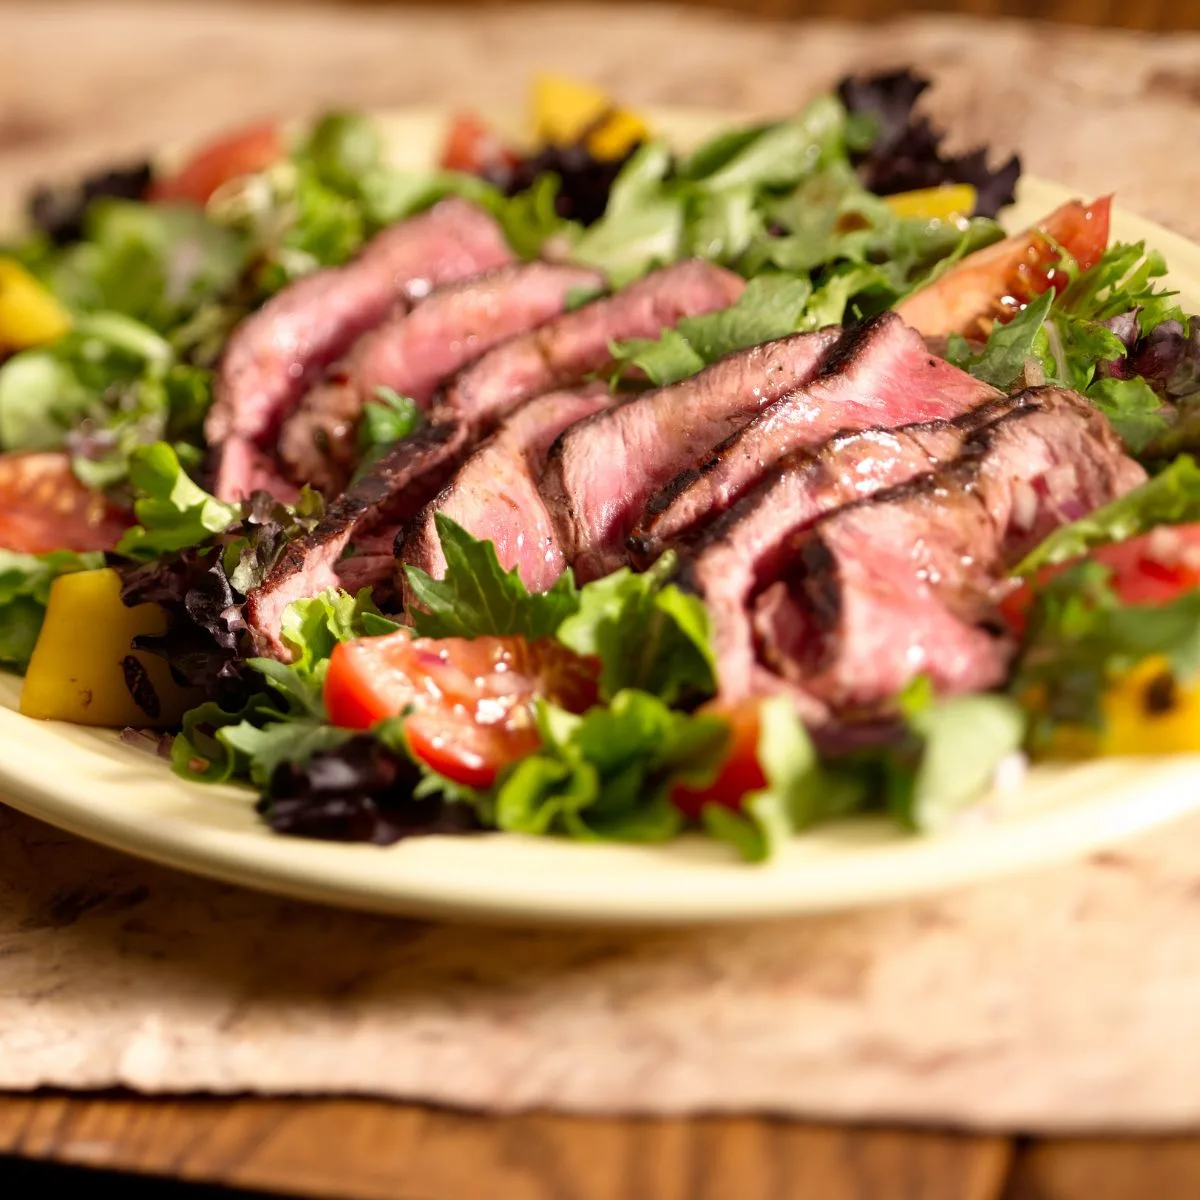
[5,1093,1200,1198]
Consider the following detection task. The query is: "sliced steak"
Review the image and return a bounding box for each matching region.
[682,393,1028,703]
[245,422,468,656]
[208,198,512,499]
[753,387,1146,712]
[634,311,1002,552]
[245,259,742,653]
[441,259,745,429]
[400,384,614,598]
[278,262,606,494]
[542,328,841,582]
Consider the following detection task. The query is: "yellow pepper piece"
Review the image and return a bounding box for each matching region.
[0,259,71,350]
[884,184,978,222]
[1097,655,1200,756]
[21,568,197,728]
[530,73,649,159]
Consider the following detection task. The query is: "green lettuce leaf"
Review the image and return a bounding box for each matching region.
[0,548,104,671]
[556,552,716,704]
[1017,455,1200,573]
[1012,562,1200,753]
[115,442,239,559]
[279,587,401,679]
[610,274,814,386]
[492,689,728,842]
[403,513,581,640]
[701,697,869,861]
[886,693,1026,832]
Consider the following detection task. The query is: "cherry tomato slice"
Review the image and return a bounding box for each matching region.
[439,112,519,176]
[324,632,598,788]
[0,451,131,553]
[898,196,1112,339]
[150,121,284,207]
[1001,521,1200,637]
[670,700,766,821]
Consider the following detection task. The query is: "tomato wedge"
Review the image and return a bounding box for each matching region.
[439,112,519,176]
[0,451,131,554]
[150,121,284,206]
[1001,522,1200,636]
[670,700,765,820]
[324,632,598,788]
[897,196,1112,339]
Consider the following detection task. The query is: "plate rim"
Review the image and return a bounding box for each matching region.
[2,106,1199,926]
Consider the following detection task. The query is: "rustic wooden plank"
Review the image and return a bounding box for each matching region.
[303,0,1200,34]
[1005,1137,1200,1200]
[0,1095,1013,1200]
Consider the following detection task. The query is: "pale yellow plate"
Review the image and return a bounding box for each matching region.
[1,109,1199,926]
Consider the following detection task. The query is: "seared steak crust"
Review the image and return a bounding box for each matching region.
[681,393,1028,703]
[208,199,513,500]
[635,311,1002,550]
[400,384,614,598]
[245,422,468,656]
[279,262,605,494]
[542,328,841,582]
[754,387,1146,711]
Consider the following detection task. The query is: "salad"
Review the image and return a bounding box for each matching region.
[1,72,1197,861]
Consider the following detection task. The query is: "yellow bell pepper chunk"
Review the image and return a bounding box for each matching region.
[884,184,978,223]
[530,73,649,160]
[0,259,71,350]
[20,568,196,728]
[1097,655,1200,756]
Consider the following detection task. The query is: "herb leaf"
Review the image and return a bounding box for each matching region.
[115,442,239,559]
[404,513,581,640]
[556,552,716,704]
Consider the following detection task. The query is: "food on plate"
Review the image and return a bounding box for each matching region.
[1,69,1196,861]
[19,567,194,726]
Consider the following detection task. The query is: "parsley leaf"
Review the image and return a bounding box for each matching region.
[404,513,581,640]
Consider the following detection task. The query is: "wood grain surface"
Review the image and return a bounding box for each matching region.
[258,0,1200,34]
[0,1094,1013,1200]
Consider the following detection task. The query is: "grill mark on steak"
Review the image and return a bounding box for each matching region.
[753,387,1146,712]
[208,198,513,501]
[399,384,615,601]
[245,261,743,655]
[634,311,1003,551]
[245,422,468,657]
[440,259,745,430]
[541,327,841,582]
[678,393,1029,704]
[278,262,606,495]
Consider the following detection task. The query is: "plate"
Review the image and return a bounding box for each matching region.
[2,108,1199,926]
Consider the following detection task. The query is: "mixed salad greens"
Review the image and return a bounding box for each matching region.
[1,73,1198,860]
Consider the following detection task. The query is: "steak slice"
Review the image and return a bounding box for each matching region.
[634,311,1003,552]
[753,387,1146,711]
[400,384,614,598]
[278,262,606,494]
[245,422,468,657]
[682,393,1028,703]
[441,259,745,429]
[541,328,841,582]
[208,198,512,500]
[245,259,742,653]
